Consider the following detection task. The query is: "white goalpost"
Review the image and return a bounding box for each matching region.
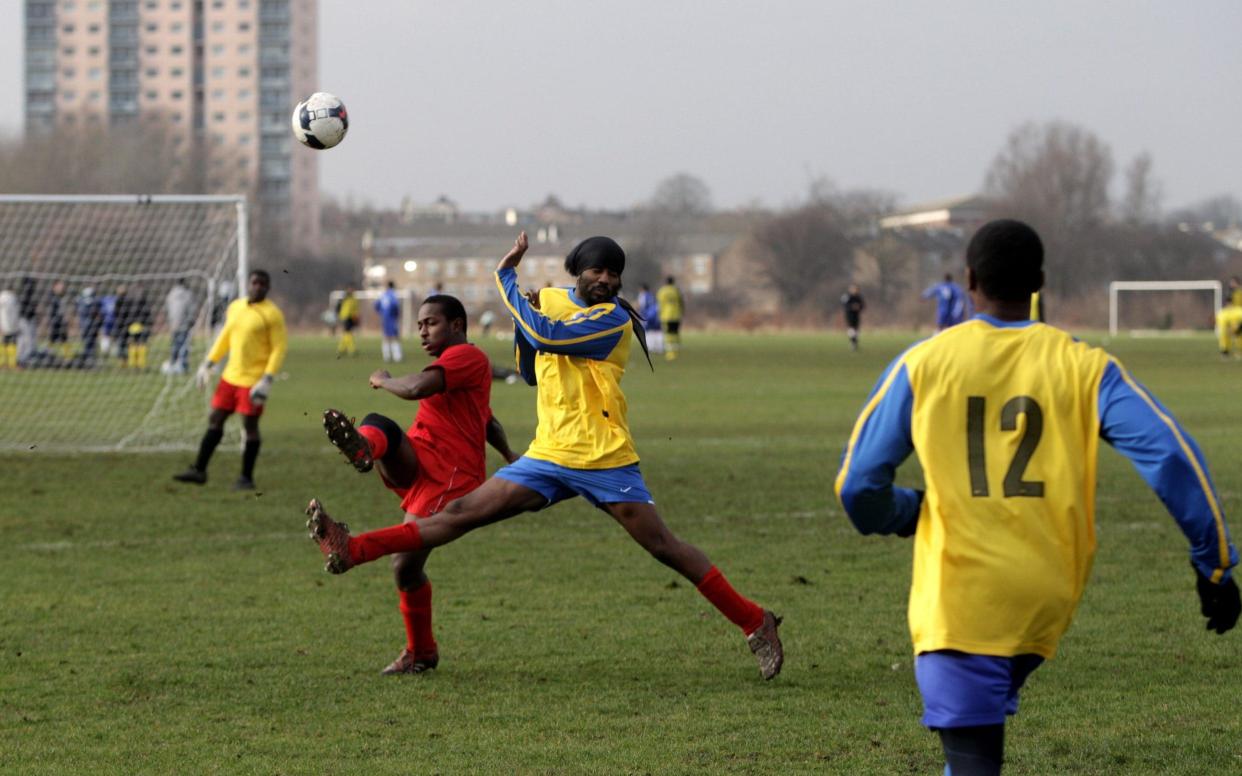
[0,194,248,452]
[1107,280,1222,338]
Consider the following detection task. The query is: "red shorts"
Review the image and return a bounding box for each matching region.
[211,378,264,417]
[383,436,483,518]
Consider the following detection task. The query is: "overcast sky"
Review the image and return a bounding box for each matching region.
[1,1,1239,213]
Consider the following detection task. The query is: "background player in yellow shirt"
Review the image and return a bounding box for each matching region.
[336,286,360,358]
[656,275,684,360]
[174,269,287,490]
[1216,300,1242,357]
[307,232,784,680]
[835,220,1238,775]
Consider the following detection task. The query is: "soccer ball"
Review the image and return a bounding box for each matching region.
[291,92,349,150]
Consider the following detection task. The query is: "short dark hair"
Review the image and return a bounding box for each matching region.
[249,269,271,284]
[966,219,1043,302]
[422,294,468,332]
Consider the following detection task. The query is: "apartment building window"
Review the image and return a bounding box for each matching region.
[211,21,224,32]
[211,67,224,78]
[146,68,159,77]
[145,45,158,55]
[171,22,183,32]
[63,90,76,101]
[213,112,225,122]
[238,67,251,77]
[171,45,183,54]
[61,46,75,55]
[239,22,251,32]
[89,67,102,80]
[88,23,100,33]
[62,24,76,33]
[62,67,76,78]
[145,23,158,32]
[211,44,224,55]
[171,68,183,77]
[171,90,184,100]
[89,46,101,56]
[145,90,158,100]
[88,91,102,102]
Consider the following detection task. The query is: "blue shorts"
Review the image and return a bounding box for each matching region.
[494,456,654,509]
[914,650,1044,729]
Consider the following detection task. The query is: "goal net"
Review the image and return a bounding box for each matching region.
[0,194,248,452]
[1107,280,1222,337]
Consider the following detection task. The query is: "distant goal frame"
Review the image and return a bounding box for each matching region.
[1107,280,1222,337]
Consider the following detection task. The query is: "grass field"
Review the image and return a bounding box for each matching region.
[2,331,1240,774]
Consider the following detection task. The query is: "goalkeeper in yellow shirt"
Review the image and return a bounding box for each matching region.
[836,220,1238,775]
[173,269,287,491]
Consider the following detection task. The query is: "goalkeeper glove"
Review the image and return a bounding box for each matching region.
[1195,564,1241,635]
[249,374,273,406]
[195,361,215,390]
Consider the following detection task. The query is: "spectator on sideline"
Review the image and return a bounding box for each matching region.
[0,287,18,368]
[836,219,1239,776]
[165,277,196,374]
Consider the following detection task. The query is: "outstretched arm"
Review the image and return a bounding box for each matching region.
[369,367,447,401]
[486,413,521,463]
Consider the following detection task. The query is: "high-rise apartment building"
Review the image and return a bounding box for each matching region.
[24,0,320,249]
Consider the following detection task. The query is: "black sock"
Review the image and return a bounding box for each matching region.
[194,427,224,471]
[939,725,1004,776]
[361,413,404,462]
[241,438,261,480]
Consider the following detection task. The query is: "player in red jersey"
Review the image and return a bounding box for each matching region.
[319,294,520,675]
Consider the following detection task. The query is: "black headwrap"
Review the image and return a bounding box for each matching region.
[563,236,626,276]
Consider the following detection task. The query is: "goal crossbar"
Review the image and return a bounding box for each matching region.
[1108,280,1222,337]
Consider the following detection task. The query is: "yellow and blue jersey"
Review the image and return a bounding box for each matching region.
[207,297,287,387]
[835,315,1236,659]
[496,268,638,469]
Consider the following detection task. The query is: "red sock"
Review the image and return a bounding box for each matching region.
[348,520,423,565]
[398,582,437,657]
[696,566,766,635]
[358,424,387,459]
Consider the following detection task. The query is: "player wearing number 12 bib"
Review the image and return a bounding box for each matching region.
[834,219,1238,776]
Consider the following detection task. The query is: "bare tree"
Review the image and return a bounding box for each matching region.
[983,120,1115,296]
[751,202,853,308]
[650,172,712,217]
[1120,152,1162,225]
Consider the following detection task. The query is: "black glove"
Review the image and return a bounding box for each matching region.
[1194,565,1241,635]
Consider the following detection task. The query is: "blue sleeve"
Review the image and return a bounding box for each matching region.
[495,268,626,359]
[1098,360,1238,582]
[835,358,922,536]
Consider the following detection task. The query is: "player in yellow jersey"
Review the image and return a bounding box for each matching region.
[1216,300,1242,357]
[174,270,287,490]
[656,275,684,360]
[306,232,784,680]
[336,286,360,357]
[835,220,1238,775]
